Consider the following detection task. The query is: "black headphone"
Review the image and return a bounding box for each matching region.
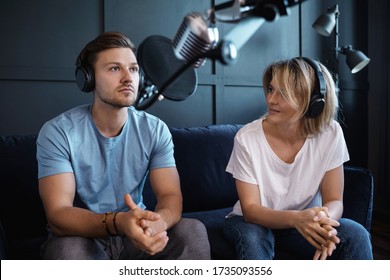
[75,46,95,92]
[300,57,326,118]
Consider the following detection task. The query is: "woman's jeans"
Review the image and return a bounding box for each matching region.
[223,215,373,260]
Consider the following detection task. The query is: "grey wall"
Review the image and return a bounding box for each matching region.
[2,0,388,214]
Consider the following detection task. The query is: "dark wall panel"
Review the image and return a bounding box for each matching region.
[0,80,93,135]
[0,0,103,81]
[219,86,266,125]
[145,85,214,128]
[0,0,102,135]
[368,0,390,215]
[338,89,369,168]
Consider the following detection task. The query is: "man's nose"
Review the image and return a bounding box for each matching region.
[122,69,133,84]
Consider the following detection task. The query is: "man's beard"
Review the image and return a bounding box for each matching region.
[97,92,137,108]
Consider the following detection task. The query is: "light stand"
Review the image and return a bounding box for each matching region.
[312,4,370,90]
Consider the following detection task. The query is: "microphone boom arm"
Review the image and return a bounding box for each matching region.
[135,0,307,110]
[224,17,265,51]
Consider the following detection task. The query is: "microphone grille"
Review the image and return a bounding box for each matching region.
[173,12,214,68]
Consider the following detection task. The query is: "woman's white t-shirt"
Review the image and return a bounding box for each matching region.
[226,118,350,216]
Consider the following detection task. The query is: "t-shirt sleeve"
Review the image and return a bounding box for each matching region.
[226,133,257,185]
[148,121,176,170]
[36,121,73,179]
[326,122,350,171]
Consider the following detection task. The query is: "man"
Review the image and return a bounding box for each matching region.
[37,31,210,259]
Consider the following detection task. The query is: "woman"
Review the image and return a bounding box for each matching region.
[223,57,373,260]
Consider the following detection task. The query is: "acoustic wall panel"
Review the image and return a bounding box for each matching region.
[0,0,103,81]
[145,85,214,128]
[0,80,93,135]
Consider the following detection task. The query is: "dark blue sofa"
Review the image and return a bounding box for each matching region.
[0,124,374,259]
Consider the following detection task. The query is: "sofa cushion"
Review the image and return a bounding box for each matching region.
[183,207,235,259]
[169,125,242,212]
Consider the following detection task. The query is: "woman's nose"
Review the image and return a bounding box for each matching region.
[268,92,279,104]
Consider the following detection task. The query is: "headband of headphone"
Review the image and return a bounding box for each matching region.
[300,57,326,118]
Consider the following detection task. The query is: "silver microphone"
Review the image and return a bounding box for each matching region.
[172,12,218,68]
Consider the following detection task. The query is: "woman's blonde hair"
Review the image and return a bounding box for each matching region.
[262,57,338,136]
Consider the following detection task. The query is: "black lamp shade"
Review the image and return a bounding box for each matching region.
[312,13,336,36]
[344,49,371,73]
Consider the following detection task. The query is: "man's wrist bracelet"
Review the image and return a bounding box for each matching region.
[102,211,114,236]
[113,211,120,235]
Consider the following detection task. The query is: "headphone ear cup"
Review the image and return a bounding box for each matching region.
[138,67,145,91]
[300,57,327,119]
[75,65,95,92]
[306,92,325,118]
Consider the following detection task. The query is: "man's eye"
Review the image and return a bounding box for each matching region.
[110,66,120,71]
[130,67,139,73]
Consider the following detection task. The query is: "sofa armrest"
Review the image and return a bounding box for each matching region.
[343,165,374,232]
[0,221,7,259]
[0,135,47,259]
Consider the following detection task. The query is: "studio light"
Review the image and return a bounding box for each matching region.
[312,4,370,88]
[341,45,371,74]
[312,5,337,36]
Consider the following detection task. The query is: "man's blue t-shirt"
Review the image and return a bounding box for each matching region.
[36,104,175,213]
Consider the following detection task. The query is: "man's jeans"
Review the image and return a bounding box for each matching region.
[41,218,211,260]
